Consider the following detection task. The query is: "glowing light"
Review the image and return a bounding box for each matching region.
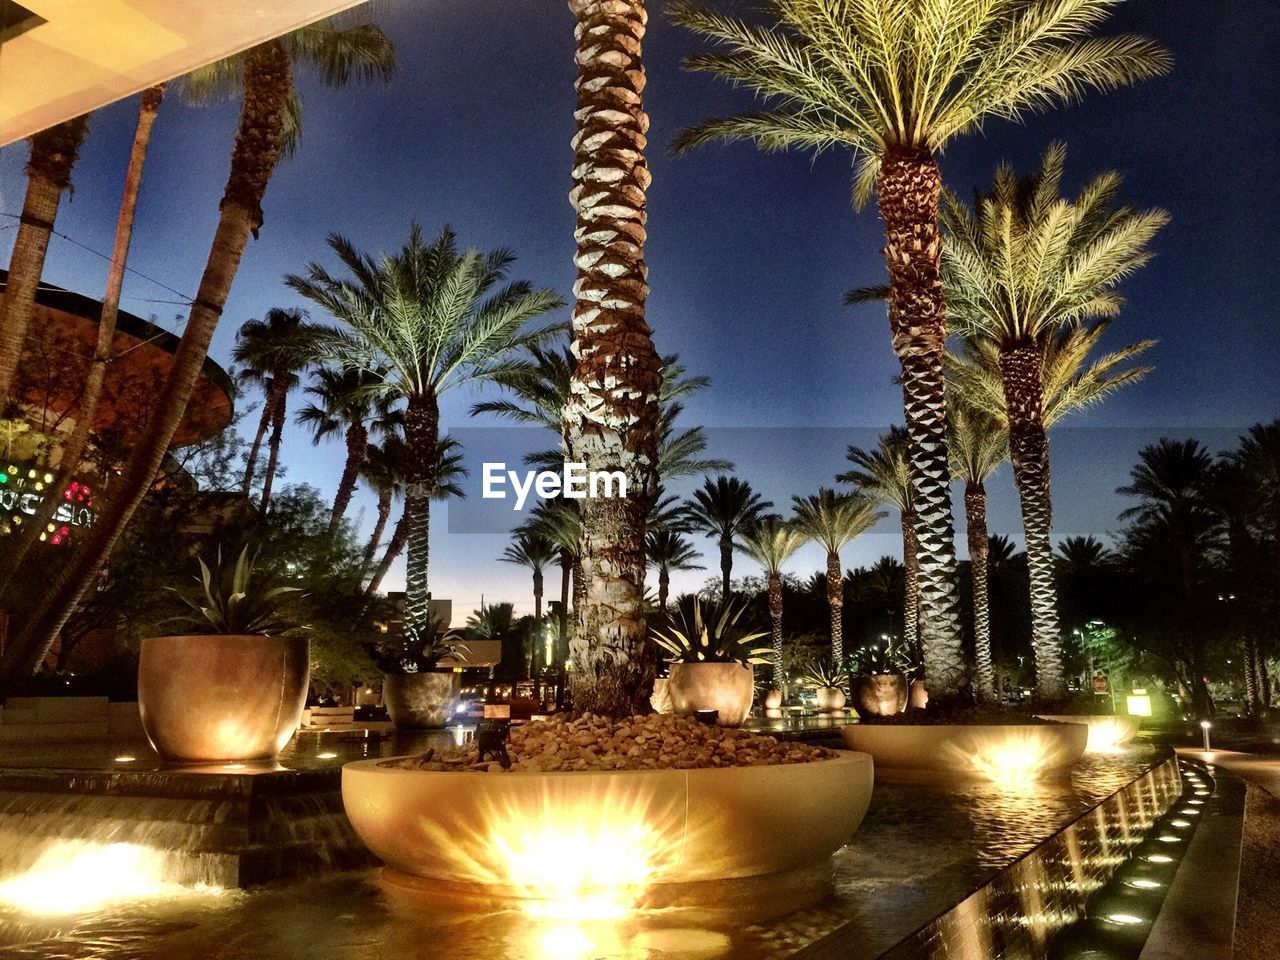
[1105,913,1145,925]
[113,755,136,763]
[317,752,338,760]
[1145,854,1173,863]
[1157,835,1181,843]
[957,730,1063,788]
[1195,790,1210,796]
[1126,878,1161,889]
[1188,799,1204,805]
[223,763,246,770]
[1126,692,1152,717]
[1181,808,1200,815]
[0,841,217,914]
[1170,819,1191,827]
[1079,716,1137,753]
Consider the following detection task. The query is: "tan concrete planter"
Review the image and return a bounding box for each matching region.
[850,673,908,717]
[908,679,929,710]
[840,722,1089,775]
[763,688,783,710]
[1035,714,1140,751]
[383,672,460,730]
[138,634,309,763]
[667,661,754,726]
[815,686,847,712]
[342,750,873,914]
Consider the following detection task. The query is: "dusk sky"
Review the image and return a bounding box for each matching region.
[2,0,1277,621]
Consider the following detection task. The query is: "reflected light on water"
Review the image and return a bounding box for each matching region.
[0,841,217,915]
[960,731,1064,788]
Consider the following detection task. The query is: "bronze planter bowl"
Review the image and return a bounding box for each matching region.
[138,634,309,763]
[850,673,909,717]
[666,661,754,727]
[383,671,461,730]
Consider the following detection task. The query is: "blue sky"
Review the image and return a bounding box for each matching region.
[2,0,1277,621]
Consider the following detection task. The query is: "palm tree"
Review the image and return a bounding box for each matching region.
[947,397,1007,701]
[840,429,918,654]
[501,532,558,622]
[233,307,317,509]
[561,0,665,716]
[522,499,583,666]
[682,476,772,601]
[296,367,397,531]
[291,225,561,645]
[364,435,467,597]
[672,0,1168,699]
[0,114,91,403]
[0,89,161,589]
[737,516,808,690]
[938,145,1167,697]
[646,529,704,615]
[790,489,884,666]
[3,19,396,678]
[1056,536,1115,572]
[359,432,405,571]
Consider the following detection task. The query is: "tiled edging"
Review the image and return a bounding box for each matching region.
[869,753,1183,960]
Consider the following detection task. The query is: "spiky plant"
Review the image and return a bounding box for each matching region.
[790,489,884,666]
[650,598,771,666]
[737,516,808,688]
[672,0,1169,699]
[169,546,302,636]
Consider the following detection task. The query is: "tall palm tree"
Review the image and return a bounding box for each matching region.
[364,435,467,597]
[358,432,405,571]
[947,397,1007,701]
[562,0,665,716]
[938,145,1167,697]
[672,0,1168,699]
[646,529,704,615]
[840,429,918,654]
[790,488,884,666]
[522,499,583,665]
[683,476,772,601]
[3,19,396,678]
[291,225,561,645]
[296,367,397,531]
[0,89,161,588]
[737,516,808,690]
[501,532,558,622]
[233,307,317,509]
[0,114,91,403]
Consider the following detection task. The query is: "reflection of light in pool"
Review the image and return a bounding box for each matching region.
[114,756,136,763]
[960,730,1064,789]
[317,752,338,760]
[0,841,220,915]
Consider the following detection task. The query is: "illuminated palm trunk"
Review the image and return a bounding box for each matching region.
[402,393,439,645]
[825,550,844,666]
[878,148,965,697]
[329,420,368,531]
[965,479,995,700]
[901,510,921,655]
[999,341,1066,699]
[563,0,663,716]
[767,570,784,689]
[365,511,408,597]
[3,43,294,677]
[0,115,89,403]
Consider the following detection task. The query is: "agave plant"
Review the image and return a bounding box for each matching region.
[849,639,913,678]
[366,615,470,675]
[650,599,771,666]
[168,546,302,636]
[801,657,847,691]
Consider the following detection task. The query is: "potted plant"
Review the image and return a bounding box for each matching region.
[848,641,910,718]
[650,599,770,727]
[369,617,470,730]
[802,658,848,713]
[139,546,307,763]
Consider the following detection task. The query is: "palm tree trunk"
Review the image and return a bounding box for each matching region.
[878,148,964,698]
[901,509,920,656]
[768,570,784,690]
[533,567,545,622]
[365,510,408,596]
[402,392,440,645]
[999,342,1065,699]
[329,420,367,531]
[363,489,392,569]
[0,115,90,403]
[259,375,287,510]
[241,381,272,495]
[658,564,669,614]
[563,0,663,718]
[1243,637,1259,715]
[558,550,572,658]
[825,550,844,666]
[719,537,733,602]
[0,43,293,678]
[965,479,995,701]
[0,89,160,592]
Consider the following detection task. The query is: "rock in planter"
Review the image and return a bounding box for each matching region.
[851,673,908,717]
[815,686,847,712]
[667,662,754,727]
[139,635,309,762]
[384,672,461,730]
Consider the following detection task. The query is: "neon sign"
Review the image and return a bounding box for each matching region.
[0,463,96,546]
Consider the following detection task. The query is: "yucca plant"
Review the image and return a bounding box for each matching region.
[650,599,771,665]
[366,614,470,675]
[168,546,302,636]
[802,657,848,691]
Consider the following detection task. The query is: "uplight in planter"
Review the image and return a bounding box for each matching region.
[961,730,1064,788]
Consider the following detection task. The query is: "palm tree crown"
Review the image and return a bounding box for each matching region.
[682,476,773,600]
[737,515,808,689]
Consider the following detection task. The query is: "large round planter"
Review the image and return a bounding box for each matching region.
[343,750,873,917]
[383,672,460,730]
[840,722,1089,776]
[1035,714,1140,752]
[667,661,754,727]
[850,673,908,717]
[908,679,928,710]
[763,689,783,710]
[138,634,309,763]
[814,686,847,712]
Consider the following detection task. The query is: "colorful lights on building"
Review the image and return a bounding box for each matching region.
[0,461,96,545]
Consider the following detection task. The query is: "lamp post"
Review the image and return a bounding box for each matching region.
[1200,719,1212,752]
